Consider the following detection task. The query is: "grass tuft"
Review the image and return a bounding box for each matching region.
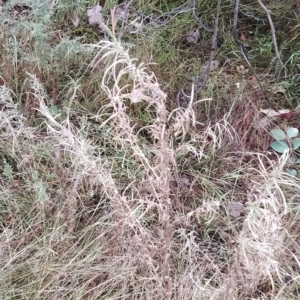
[0,0,300,299]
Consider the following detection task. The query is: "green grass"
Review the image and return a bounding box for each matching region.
[0,0,300,299]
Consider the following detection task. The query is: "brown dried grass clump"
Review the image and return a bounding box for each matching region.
[0,3,300,300]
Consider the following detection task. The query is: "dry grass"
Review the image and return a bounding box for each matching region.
[0,0,300,299]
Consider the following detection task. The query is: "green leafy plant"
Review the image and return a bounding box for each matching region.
[270,127,300,153]
[270,127,300,176]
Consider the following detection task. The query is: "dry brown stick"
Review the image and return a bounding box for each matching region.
[233,0,279,112]
[176,0,221,107]
[198,0,221,87]
[257,0,284,73]
[191,0,213,33]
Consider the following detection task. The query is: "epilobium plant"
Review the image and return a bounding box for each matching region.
[270,127,300,176]
[270,127,300,153]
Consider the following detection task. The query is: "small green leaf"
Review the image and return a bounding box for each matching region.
[288,169,298,176]
[270,141,289,153]
[287,127,299,138]
[293,138,300,150]
[271,128,286,140]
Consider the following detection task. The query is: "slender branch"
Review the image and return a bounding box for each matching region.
[239,8,265,23]
[257,0,283,70]
[191,0,213,33]
[233,0,278,111]
[176,1,221,106]
[233,0,240,44]
[130,1,191,28]
[198,0,221,86]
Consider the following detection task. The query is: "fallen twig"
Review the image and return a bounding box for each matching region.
[190,0,213,33]
[197,0,221,89]
[176,0,221,107]
[239,8,265,23]
[257,0,283,71]
[233,0,279,112]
